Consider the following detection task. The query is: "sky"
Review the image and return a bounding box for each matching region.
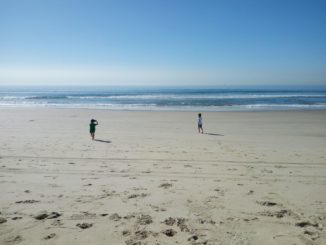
[0,0,325,86]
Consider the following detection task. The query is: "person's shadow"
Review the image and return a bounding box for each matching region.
[205,133,224,136]
[94,139,112,143]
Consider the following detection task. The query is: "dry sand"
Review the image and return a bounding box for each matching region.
[0,108,325,245]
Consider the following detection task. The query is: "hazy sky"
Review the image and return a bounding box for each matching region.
[0,0,325,86]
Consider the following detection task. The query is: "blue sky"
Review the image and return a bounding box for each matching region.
[0,0,325,86]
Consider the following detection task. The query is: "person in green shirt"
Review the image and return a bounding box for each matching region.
[89,119,98,140]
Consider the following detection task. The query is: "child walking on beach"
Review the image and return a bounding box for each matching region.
[89,119,98,140]
[198,113,204,134]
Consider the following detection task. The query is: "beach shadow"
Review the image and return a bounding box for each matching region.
[205,133,224,137]
[94,139,112,143]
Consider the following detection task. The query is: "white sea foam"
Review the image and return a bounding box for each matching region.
[65,94,326,100]
[1,101,325,111]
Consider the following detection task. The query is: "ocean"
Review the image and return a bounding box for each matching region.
[1,86,326,111]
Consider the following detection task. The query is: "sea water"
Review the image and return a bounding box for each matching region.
[1,86,326,111]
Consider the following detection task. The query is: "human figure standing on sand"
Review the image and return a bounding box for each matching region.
[89,119,98,140]
[198,113,204,134]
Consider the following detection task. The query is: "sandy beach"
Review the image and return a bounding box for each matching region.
[0,108,325,245]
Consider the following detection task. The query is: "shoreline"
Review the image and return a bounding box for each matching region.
[1,105,326,112]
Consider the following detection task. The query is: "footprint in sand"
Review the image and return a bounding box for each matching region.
[257,201,278,207]
[44,233,56,240]
[303,229,320,240]
[122,230,131,236]
[127,193,148,199]
[188,235,201,242]
[15,200,39,204]
[4,235,22,244]
[34,212,61,220]
[0,217,7,224]
[197,218,216,225]
[71,212,96,220]
[163,217,176,226]
[261,169,273,174]
[132,187,148,191]
[51,219,63,226]
[141,170,151,174]
[243,217,258,222]
[228,168,238,171]
[296,221,322,229]
[259,209,291,218]
[12,217,22,220]
[162,217,190,232]
[162,229,177,237]
[149,205,166,212]
[246,189,254,194]
[125,230,157,245]
[159,183,173,189]
[76,223,93,229]
[214,188,225,196]
[136,214,153,225]
[109,213,121,221]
